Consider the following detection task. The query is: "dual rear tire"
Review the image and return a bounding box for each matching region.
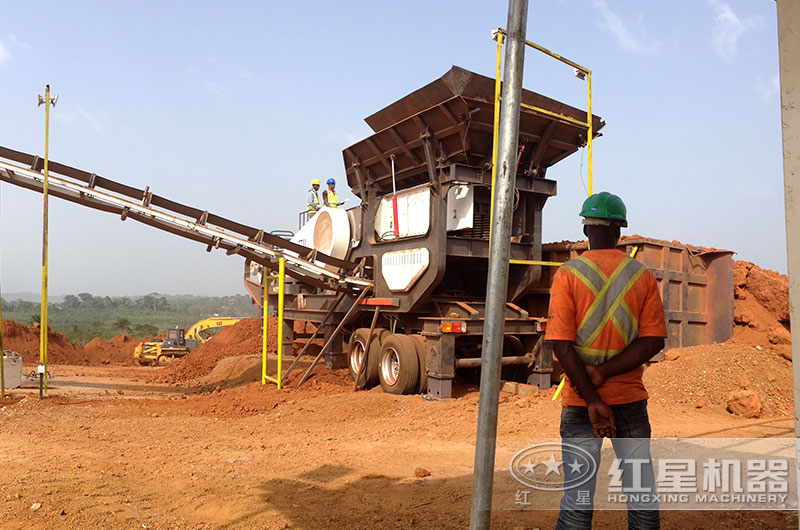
[348,330,428,395]
[347,328,388,388]
[378,334,419,395]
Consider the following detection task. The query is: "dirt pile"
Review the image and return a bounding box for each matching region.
[645,343,792,417]
[188,363,353,417]
[729,261,791,357]
[1,320,89,366]
[155,318,271,384]
[154,316,324,385]
[84,334,142,366]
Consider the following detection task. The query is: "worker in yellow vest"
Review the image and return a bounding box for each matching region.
[322,178,339,207]
[307,179,321,217]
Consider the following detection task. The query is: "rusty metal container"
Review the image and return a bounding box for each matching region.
[541,237,734,354]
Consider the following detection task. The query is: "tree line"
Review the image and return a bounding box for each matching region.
[0,293,259,344]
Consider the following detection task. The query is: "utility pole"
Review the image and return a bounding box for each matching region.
[469,1,528,528]
[37,85,57,399]
[775,2,800,528]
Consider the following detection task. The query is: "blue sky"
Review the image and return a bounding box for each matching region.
[0,0,785,296]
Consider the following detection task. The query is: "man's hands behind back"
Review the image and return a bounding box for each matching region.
[587,400,616,438]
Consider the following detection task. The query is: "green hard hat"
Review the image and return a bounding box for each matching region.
[580,192,628,227]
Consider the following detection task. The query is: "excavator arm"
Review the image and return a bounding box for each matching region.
[185,317,242,342]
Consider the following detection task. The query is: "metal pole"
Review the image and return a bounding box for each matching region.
[776,3,800,528]
[470,1,527,528]
[489,29,504,238]
[38,84,55,397]
[390,155,400,238]
[586,70,593,196]
[262,270,269,385]
[277,257,285,390]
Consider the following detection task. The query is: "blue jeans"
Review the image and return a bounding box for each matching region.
[556,400,660,530]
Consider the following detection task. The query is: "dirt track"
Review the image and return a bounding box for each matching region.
[0,364,796,530]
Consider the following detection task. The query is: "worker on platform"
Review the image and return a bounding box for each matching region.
[322,178,339,208]
[545,192,667,530]
[307,179,321,217]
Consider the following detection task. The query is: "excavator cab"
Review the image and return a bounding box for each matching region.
[162,328,186,349]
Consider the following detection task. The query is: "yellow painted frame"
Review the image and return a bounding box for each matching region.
[490,28,595,214]
[262,257,285,389]
[40,85,53,394]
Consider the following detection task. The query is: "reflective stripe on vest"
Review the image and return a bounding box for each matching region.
[326,190,338,207]
[307,189,320,212]
[560,255,647,365]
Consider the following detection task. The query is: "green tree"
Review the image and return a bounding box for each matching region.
[133,323,159,338]
[29,313,41,325]
[62,295,80,309]
[113,317,133,335]
[78,292,94,306]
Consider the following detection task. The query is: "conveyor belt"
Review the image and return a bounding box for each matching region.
[0,145,372,292]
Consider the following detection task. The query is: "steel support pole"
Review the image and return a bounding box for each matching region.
[470,1,528,528]
[262,270,269,386]
[277,257,284,390]
[40,84,52,397]
[776,2,800,527]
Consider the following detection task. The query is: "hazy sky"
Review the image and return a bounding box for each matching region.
[0,0,785,297]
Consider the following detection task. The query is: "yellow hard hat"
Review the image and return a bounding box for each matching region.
[311,179,321,186]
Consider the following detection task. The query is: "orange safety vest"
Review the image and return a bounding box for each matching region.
[559,255,647,365]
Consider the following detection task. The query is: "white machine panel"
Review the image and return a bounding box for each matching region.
[374,185,430,239]
[446,184,474,231]
[381,248,430,292]
[290,207,351,271]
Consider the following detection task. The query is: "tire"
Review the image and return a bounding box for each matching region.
[379,334,419,395]
[409,335,428,394]
[348,328,387,389]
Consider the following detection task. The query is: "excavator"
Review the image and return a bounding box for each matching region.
[134,317,242,365]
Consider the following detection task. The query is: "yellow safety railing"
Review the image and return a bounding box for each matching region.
[508,259,563,267]
[490,29,594,269]
[262,257,285,389]
[490,28,595,234]
[490,30,505,231]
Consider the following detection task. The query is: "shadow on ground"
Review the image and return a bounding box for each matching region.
[214,465,797,530]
